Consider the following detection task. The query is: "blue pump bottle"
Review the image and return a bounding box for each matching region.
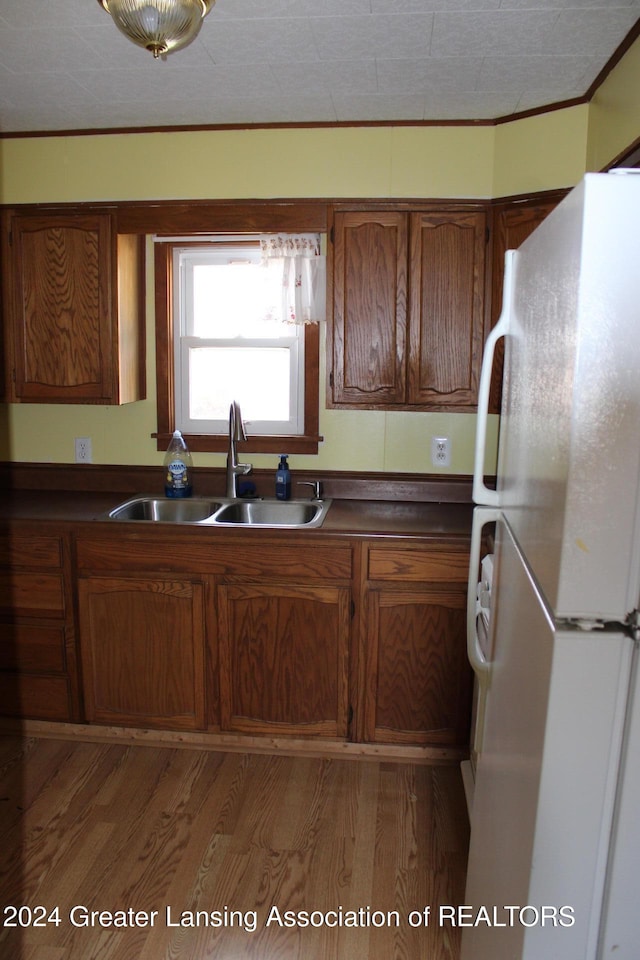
[275,455,291,500]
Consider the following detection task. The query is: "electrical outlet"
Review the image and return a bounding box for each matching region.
[75,437,92,463]
[431,436,451,468]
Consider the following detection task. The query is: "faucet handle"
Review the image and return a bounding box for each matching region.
[297,480,323,500]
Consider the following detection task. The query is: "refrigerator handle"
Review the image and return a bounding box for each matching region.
[472,249,517,507]
[467,506,499,676]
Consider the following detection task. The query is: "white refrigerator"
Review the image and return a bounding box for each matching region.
[462,171,640,960]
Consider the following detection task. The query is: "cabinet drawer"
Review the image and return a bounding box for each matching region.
[0,572,65,617]
[0,536,62,569]
[76,538,353,581]
[367,545,469,582]
[0,673,71,721]
[0,622,66,673]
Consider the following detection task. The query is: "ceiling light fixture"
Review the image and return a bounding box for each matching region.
[97,0,215,59]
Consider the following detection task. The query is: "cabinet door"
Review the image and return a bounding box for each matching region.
[7,214,113,401]
[218,582,350,738]
[364,586,472,746]
[489,198,560,412]
[78,576,206,730]
[408,210,486,408]
[330,210,408,406]
[2,211,144,404]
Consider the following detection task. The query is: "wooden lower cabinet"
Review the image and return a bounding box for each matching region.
[361,542,472,747]
[77,575,206,730]
[0,531,79,721]
[217,581,351,738]
[72,532,471,751]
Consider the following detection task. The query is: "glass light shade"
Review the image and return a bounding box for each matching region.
[99,0,214,58]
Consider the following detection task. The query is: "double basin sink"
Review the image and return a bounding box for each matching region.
[109,495,331,529]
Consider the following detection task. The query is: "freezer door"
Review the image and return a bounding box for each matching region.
[462,517,634,960]
[492,173,640,621]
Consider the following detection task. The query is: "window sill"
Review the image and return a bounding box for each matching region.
[154,433,322,455]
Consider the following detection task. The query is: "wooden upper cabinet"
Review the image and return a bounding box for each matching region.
[328,205,486,411]
[490,198,561,327]
[330,210,408,405]
[1,210,145,403]
[408,210,486,407]
[488,195,563,412]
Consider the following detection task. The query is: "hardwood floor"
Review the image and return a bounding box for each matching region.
[0,736,469,960]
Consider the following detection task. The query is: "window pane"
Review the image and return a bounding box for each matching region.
[192,263,288,339]
[188,347,291,422]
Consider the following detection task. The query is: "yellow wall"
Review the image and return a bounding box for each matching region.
[0,125,497,205]
[587,35,640,172]
[1,40,639,476]
[493,105,590,197]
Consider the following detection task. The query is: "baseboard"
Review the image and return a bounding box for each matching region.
[0,718,469,766]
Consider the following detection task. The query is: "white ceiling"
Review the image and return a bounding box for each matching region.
[1,0,639,135]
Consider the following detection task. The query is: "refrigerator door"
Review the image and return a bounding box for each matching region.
[597,645,640,958]
[476,172,640,622]
[462,515,634,960]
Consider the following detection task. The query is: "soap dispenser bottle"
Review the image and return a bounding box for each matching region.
[164,430,193,498]
[275,455,291,501]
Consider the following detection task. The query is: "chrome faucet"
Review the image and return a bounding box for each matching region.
[226,401,252,498]
[297,480,323,500]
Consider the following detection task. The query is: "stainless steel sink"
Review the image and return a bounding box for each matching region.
[210,498,331,528]
[109,497,223,522]
[108,495,331,528]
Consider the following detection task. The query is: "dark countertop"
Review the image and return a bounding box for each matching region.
[0,490,473,541]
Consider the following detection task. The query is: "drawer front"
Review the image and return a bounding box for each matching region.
[0,536,62,569]
[0,673,71,721]
[367,545,469,582]
[76,538,353,581]
[0,572,65,617]
[0,622,67,673]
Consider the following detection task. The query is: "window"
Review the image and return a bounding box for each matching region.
[174,241,305,436]
[154,236,322,454]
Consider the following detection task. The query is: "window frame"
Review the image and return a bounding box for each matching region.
[154,239,321,454]
[173,241,305,437]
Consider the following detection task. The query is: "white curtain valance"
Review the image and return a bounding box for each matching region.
[260,233,326,325]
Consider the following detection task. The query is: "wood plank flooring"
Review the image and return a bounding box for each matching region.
[0,736,469,960]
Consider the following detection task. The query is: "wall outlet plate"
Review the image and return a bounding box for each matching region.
[431,436,451,468]
[75,437,92,463]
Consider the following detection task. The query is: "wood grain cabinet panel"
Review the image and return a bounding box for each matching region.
[367,545,469,583]
[1,210,144,404]
[75,537,352,581]
[364,587,471,746]
[329,205,486,411]
[361,542,472,747]
[0,572,64,618]
[218,582,350,738]
[0,623,67,673]
[408,211,486,407]
[0,535,62,568]
[0,673,71,721]
[330,210,408,405]
[0,530,78,722]
[489,196,561,412]
[75,535,354,740]
[78,576,206,731]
